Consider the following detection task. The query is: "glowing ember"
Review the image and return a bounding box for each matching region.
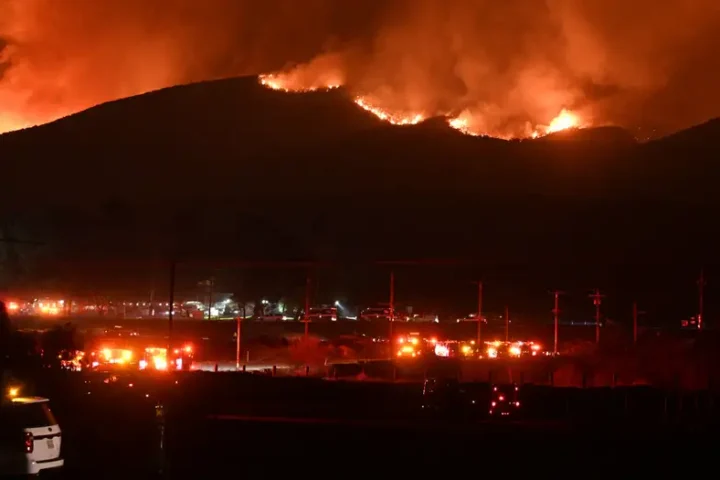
[354,97,424,126]
[258,74,340,93]
[545,109,580,134]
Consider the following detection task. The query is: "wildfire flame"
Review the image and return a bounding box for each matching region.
[545,109,580,134]
[257,71,587,139]
[258,73,341,93]
[353,97,424,126]
[447,117,478,137]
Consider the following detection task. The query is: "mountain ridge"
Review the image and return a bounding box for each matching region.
[0,75,719,282]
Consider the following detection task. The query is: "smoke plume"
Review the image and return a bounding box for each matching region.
[1,0,718,136]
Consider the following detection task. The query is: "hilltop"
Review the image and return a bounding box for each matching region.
[2,75,717,206]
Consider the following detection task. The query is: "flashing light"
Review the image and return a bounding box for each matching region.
[509,346,522,356]
[139,359,148,370]
[398,337,405,344]
[434,344,450,357]
[102,349,112,360]
[430,337,438,344]
[401,345,414,354]
[409,337,419,346]
[7,302,19,311]
[461,344,472,355]
[175,358,183,369]
[499,395,505,401]
[487,347,498,358]
[7,387,19,398]
[153,356,168,371]
[122,350,132,361]
[531,344,541,351]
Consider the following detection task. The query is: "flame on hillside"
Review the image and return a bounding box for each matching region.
[546,110,580,134]
[259,73,341,93]
[353,97,424,126]
[257,71,586,139]
[0,1,718,137]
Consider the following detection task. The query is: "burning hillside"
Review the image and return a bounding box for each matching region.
[256,68,585,139]
[1,1,718,137]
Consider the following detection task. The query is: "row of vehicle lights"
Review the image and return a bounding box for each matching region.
[396,336,545,358]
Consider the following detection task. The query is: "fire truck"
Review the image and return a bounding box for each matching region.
[138,345,193,372]
[139,345,193,371]
[395,333,435,358]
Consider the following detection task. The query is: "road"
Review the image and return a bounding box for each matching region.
[57,413,713,478]
[24,370,720,477]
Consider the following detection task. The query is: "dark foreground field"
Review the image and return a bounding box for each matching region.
[18,370,720,478]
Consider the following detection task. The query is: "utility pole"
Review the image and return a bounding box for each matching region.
[206,277,215,320]
[476,282,483,346]
[168,260,176,354]
[505,305,509,342]
[632,301,638,345]
[149,288,155,317]
[235,314,242,370]
[589,289,605,344]
[304,275,311,339]
[698,269,706,330]
[236,301,246,371]
[550,291,564,355]
[389,271,395,346]
[632,302,646,345]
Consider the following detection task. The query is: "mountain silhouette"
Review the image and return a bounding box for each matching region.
[0,75,718,304]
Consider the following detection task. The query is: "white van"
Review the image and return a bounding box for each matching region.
[0,395,64,476]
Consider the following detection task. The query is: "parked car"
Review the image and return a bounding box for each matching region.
[0,390,64,476]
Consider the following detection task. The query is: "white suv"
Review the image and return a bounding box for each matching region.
[0,395,64,476]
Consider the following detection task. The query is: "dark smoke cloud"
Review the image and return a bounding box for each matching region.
[1,0,718,135]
